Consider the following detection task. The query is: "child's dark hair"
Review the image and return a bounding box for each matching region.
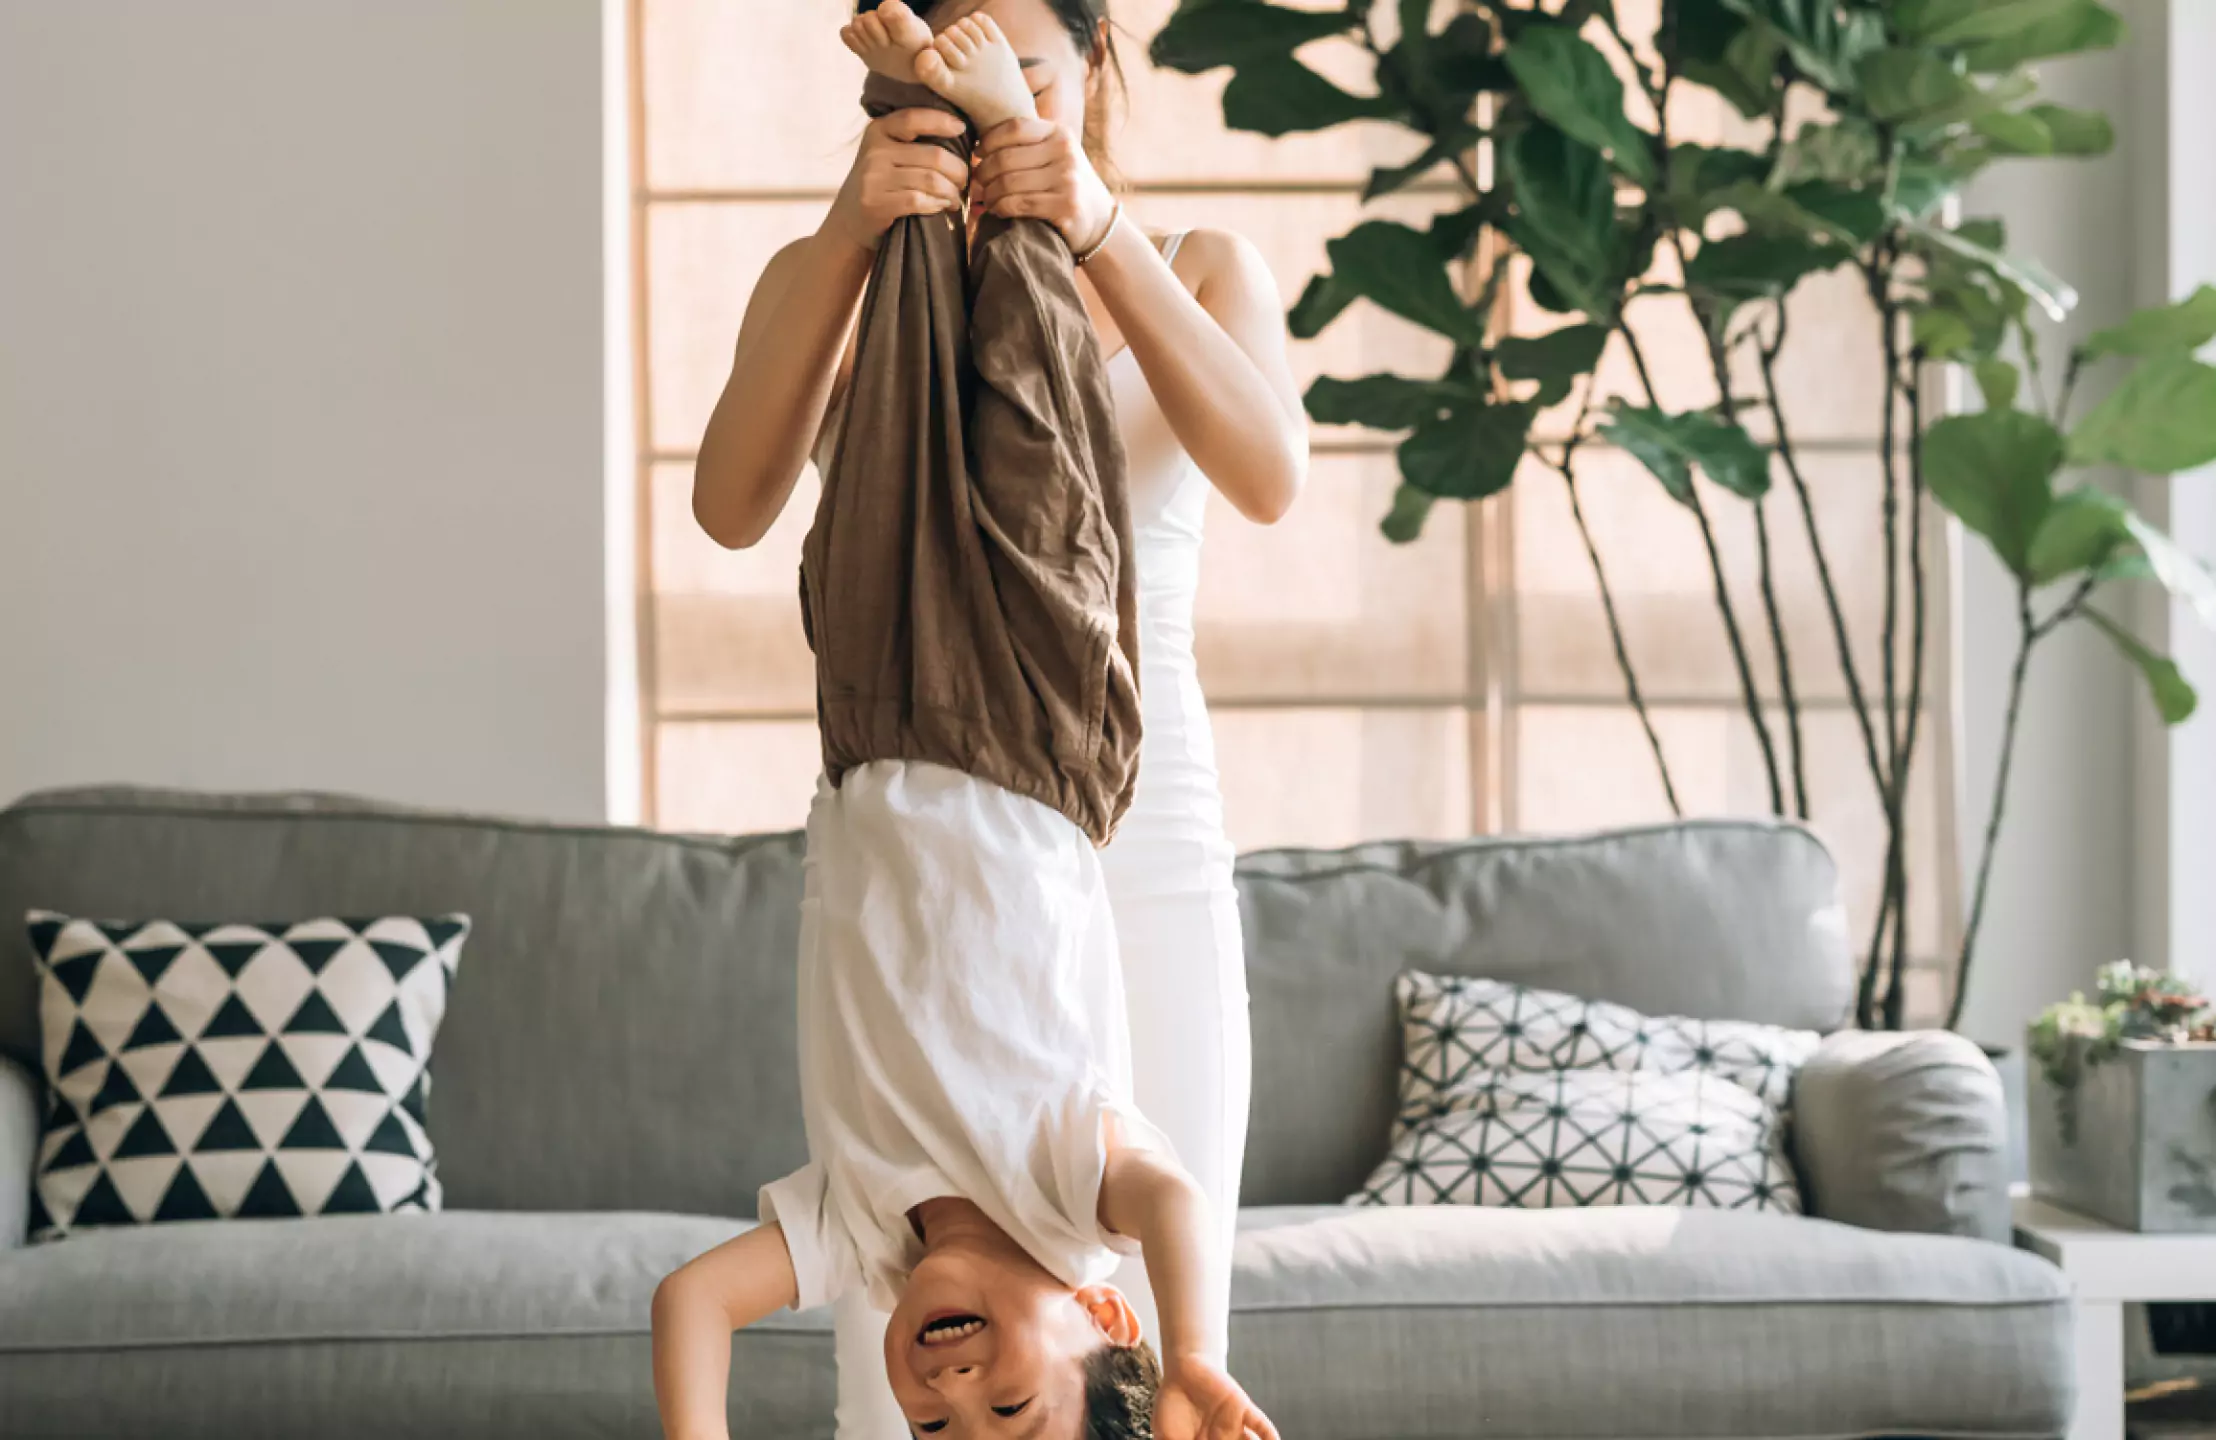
[1083,1339,1160,1439]
[856,0,1131,188]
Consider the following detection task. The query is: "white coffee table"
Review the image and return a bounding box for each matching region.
[2014,1195,2216,1439]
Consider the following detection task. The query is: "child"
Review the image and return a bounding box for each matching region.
[652,9,1276,1440]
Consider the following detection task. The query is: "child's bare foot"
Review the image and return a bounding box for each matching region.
[840,0,933,84]
[914,14,1038,131]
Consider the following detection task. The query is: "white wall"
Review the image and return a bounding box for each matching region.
[1955,0,2216,1041]
[0,0,615,823]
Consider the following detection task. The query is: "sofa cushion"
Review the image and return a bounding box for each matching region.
[0,789,811,1218]
[1231,1205,2072,1439]
[28,911,465,1239]
[0,1206,2072,1440]
[1236,823,1853,1204]
[0,1210,832,1440]
[1355,972,1818,1215]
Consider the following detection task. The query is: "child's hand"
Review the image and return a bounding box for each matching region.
[1154,1356,1280,1440]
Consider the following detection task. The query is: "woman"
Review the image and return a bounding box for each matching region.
[691,0,1306,1429]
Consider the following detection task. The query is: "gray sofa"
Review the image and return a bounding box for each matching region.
[0,788,2072,1438]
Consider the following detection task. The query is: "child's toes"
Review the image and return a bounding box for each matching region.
[913,45,950,87]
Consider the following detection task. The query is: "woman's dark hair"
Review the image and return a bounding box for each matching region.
[857,0,1130,186]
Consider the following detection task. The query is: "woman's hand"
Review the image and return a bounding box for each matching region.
[825,108,972,253]
[971,117,1117,253]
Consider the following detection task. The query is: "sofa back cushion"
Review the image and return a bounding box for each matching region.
[0,789,808,1218]
[1233,825,1851,1204]
[2,796,1851,1216]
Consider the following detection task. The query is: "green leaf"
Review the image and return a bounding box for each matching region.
[2120,510,2216,628]
[2079,286,2216,360]
[1667,143,1770,225]
[1426,201,1491,263]
[2026,104,2114,156]
[1975,356,2021,411]
[1683,232,1851,303]
[1379,484,1437,544]
[1972,109,2055,156]
[1288,272,1356,340]
[1922,409,2065,575]
[1962,0,2125,72]
[1497,324,1610,405]
[1777,118,1883,187]
[1601,405,1772,502]
[1718,0,1884,95]
[1904,215,2076,322]
[1858,47,1975,122]
[1325,221,1485,345]
[1503,25,1657,183]
[1428,13,1513,95]
[1896,0,2081,47]
[1913,307,1979,359]
[1221,55,1396,136]
[2068,356,2216,474]
[1305,372,1474,431]
[1399,400,1538,499]
[1679,0,1781,117]
[1713,180,1886,246]
[1892,156,1975,218]
[1149,0,1359,73]
[2085,609,2198,725]
[1363,124,1481,200]
[1502,122,1622,319]
[2026,486,2130,583]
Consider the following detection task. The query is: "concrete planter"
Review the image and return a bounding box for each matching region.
[2027,1034,2216,1232]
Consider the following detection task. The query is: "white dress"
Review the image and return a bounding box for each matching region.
[826,230,1253,1435]
[1097,231,1252,1338]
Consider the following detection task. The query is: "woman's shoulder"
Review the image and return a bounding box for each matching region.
[1152,225,1277,306]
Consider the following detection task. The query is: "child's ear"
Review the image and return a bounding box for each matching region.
[1072,1284,1142,1346]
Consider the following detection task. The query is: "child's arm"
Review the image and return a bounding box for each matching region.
[1097,1144,1280,1440]
[651,1223,801,1440]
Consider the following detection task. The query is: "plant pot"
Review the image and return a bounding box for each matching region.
[2027,1034,2216,1232]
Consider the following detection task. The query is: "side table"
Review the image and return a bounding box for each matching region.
[2014,1194,2216,1440]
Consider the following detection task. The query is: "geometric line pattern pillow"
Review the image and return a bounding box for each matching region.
[1355,1066,1805,1212]
[26,911,467,1241]
[1358,972,1820,1215]
[1393,971,1819,1120]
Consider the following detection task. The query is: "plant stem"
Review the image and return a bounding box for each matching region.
[1620,320,1785,814]
[1882,360,1931,1027]
[1760,308,1886,797]
[1561,466,1684,816]
[1547,380,1683,815]
[1947,587,2039,1031]
[1673,230,1807,819]
[1753,510,1809,818]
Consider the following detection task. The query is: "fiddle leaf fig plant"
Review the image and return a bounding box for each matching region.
[1150,0,2216,1029]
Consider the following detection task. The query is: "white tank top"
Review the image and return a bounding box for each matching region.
[1098,231,1237,893]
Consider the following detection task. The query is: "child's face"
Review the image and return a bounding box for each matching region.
[883,1223,1137,1437]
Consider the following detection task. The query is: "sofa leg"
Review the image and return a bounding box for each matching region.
[2070,1300,2125,1440]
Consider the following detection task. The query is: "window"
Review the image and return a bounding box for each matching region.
[630,0,1955,1017]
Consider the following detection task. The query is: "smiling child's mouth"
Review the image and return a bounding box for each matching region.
[918,1313,987,1346]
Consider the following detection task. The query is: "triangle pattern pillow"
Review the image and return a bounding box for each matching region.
[1356,972,1819,1214]
[27,911,467,1240]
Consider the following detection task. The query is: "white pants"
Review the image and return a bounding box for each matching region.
[829,879,1253,1436]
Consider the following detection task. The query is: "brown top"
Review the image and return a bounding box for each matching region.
[798,78,1141,846]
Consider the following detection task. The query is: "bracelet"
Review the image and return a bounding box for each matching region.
[1073,201,1123,267]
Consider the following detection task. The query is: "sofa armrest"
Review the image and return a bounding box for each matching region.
[1,1054,40,1249]
[1791,1029,2011,1242]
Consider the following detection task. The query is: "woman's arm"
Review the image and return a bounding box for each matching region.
[651,1223,802,1440]
[692,107,972,550]
[1087,224,1308,525]
[973,121,1308,525]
